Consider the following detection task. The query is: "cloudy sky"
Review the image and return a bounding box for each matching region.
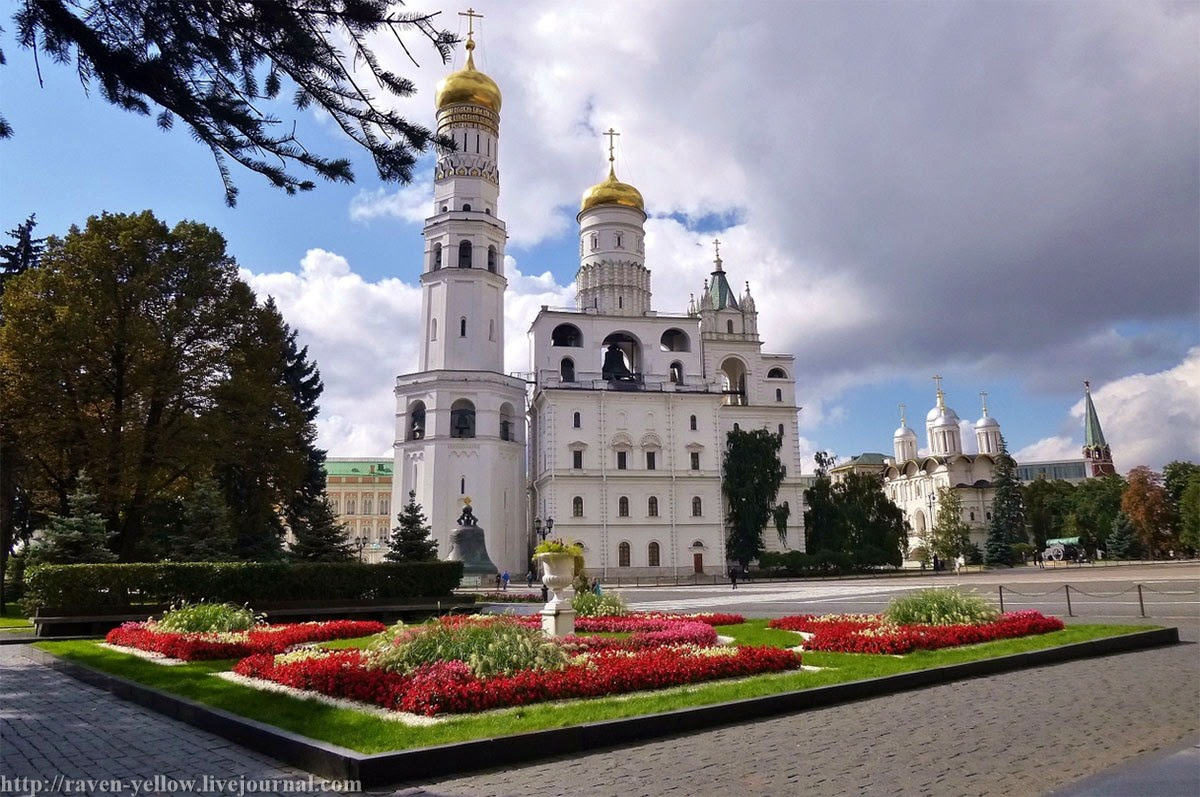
[3,0,1198,473]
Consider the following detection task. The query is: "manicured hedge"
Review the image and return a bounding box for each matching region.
[24,561,464,613]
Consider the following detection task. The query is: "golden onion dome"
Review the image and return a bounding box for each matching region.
[580,166,645,213]
[435,41,502,113]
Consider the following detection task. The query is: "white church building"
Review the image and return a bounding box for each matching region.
[390,25,806,577]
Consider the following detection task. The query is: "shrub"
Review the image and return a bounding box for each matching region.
[571,590,628,617]
[367,616,569,679]
[22,560,464,612]
[154,601,260,633]
[884,589,998,627]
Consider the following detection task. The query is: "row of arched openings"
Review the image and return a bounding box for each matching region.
[432,241,498,272]
[617,541,660,567]
[406,400,517,441]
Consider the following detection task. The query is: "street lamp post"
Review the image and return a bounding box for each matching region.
[354,536,366,562]
[926,492,937,569]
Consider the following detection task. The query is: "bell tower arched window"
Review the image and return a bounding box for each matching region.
[458,240,472,268]
[487,245,497,272]
[433,243,442,270]
[450,399,475,438]
[561,358,575,382]
[460,317,467,337]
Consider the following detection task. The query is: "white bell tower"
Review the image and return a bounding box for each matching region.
[392,14,527,576]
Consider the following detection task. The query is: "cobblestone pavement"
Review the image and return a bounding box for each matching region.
[2,622,1197,796]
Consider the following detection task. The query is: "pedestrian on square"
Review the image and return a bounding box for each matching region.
[495,573,502,590]
[526,569,535,587]
[540,583,549,602]
[501,570,510,591]
[730,569,738,590]
[954,554,964,575]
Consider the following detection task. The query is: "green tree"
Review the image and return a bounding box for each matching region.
[0,213,44,302]
[722,428,785,568]
[930,487,971,562]
[25,477,117,565]
[1178,476,1200,554]
[1022,478,1076,549]
[832,472,906,567]
[7,1,457,205]
[1162,461,1200,544]
[1121,466,1172,557]
[386,491,438,562]
[156,477,236,561]
[803,451,840,554]
[1071,474,1126,549]
[984,438,1024,566]
[289,498,353,561]
[1106,511,1140,560]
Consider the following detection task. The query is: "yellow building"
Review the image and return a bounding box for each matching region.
[324,458,394,563]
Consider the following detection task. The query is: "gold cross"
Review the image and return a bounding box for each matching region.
[459,7,483,39]
[933,374,943,392]
[713,238,722,259]
[604,128,620,164]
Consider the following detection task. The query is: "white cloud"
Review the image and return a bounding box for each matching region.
[349,181,433,225]
[1014,436,1080,464]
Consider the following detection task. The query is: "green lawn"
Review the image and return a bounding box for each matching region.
[38,620,1150,754]
[0,603,32,631]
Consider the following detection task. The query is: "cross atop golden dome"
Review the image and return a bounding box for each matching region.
[435,8,502,113]
[580,127,645,213]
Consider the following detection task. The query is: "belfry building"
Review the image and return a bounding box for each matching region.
[391,27,807,576]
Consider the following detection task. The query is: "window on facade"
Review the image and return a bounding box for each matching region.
[408,401,426,441]
[615,233,623,248]
[669,361,683,384]
[460,317,467,337]
[362,498,373,515]
[776,388,783,402]
[433,243,442,270]
[573,450,583,469]
[552,324,583,347]
[380,499,389,516]
[689,415,698,431]
[726,320,734,333]
[618,496,629,517]
[692,497,702,517]
[986,512,992,520]
[346,499,356,515]
[733,423,740,431]
[648,496,658,517]
[561,357,575,382]
[646,451,656,470]
[431,318,437,341]
[573,411,581,428]
[618,542,631,567]
[489,319,495,341]
[690,452,700,470]
[779,424,785,437]
[617,451,627,470]
[590,234,598,252]
[573,496,584,517]
[970,511,975,521]
[487,245,497,272]
[648,541,660,567]
[457,240,472,268]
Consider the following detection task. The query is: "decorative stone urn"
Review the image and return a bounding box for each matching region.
[534,551,576,637]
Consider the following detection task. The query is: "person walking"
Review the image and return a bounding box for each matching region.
[730,569,738,590]
[501,570,510,591]
[526,569,535,588]
[954,554,965,575]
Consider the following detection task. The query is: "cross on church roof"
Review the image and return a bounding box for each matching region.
[459,7,483,39]
[604,127,620,164]
[712,238,723,271]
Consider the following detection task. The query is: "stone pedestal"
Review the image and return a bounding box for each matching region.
[540,605,576,637]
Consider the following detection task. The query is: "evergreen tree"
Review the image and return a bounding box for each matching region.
[0,213,44,303]
[158,477,236,561]
[289,498,354,562]
[25,478,117,565]
[985,438,1024,566]
[386,491,438,562]
[1177,476,1200,554]
[930,487,971,562]
[722,428,785,568]
[8,1,458,205]
[1106,511,1140,559]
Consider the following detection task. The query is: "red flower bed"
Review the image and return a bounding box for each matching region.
[234,643,802,716]
[768,611,1064,654]
[105,620,386,661]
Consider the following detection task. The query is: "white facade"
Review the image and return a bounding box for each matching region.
[391,39,526,575]
[530,210,807,576]
[883,385,1001,561]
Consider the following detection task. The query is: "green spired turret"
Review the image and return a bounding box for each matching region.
[1082,380,1115,476]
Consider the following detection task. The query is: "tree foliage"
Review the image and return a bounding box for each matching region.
[25,476,117,565]
[0,213,44,303]
[722,428,785,567]
[1070,474,1126,548]
[1178,476,1200,554]
[1121,466,1171,557]
[984,438,1024,566]
[386,490,438,563]
[1162,460,1200,543]
[7,1,458,205]
[1106,511,1140,560]
[289,497,353,562]
[802,453,905,567]
[154,477,236,562]
[930,487,971,562]
[803,451,838,553]
[1022,478,1076,549]
[0,210,322,563]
